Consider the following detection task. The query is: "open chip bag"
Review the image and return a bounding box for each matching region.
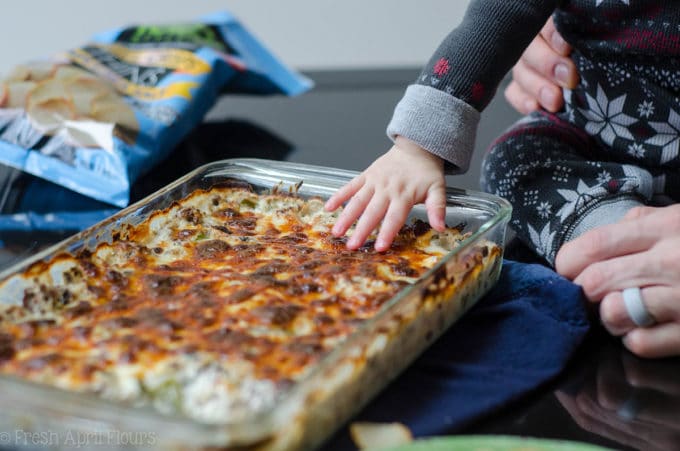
[0,10,312,239]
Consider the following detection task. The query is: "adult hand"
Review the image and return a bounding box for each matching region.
[555,205,680,358]
[325,136,446,252]
[505,17,579,114]
[556,346,680,451]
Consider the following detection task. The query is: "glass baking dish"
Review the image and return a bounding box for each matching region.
[0,158,510,450]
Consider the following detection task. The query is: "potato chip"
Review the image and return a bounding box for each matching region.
[90,92,139,132]
[3,65,30,83]
[350,422,414,450]
[5,61,57,83]
[26,62,58,82]
[53,65,99,83]
[27,97,76,133]
[5,81,37,108]
[65,78,116,116]
[26,79,71,112]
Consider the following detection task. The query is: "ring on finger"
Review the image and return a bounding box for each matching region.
[622,287,656,328]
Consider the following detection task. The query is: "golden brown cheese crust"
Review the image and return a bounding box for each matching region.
[0,184,497,422]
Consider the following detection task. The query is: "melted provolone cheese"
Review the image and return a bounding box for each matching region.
[0,184,494,423]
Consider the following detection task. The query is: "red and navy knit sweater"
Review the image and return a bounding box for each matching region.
[387,1,680,174]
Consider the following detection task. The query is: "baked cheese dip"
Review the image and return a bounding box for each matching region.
[0,182,499,424]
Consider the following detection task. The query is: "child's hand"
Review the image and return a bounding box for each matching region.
[325,136,447,252]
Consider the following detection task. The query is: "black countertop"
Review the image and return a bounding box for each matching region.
[3,68,680,451]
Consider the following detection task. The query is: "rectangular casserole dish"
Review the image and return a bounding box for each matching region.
[0,158,510,450]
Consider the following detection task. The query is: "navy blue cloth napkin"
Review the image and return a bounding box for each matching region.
[328,259,590,449]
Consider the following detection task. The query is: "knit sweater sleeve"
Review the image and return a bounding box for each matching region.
[387,0,559,173]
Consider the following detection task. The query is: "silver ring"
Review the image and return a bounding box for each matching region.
[623,287,655,328]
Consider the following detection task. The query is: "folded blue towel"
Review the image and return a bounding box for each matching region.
[327,260,590,448]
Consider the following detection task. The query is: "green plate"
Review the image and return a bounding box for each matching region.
[384,435,612,451]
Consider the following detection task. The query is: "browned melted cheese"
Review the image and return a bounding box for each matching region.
[0,184,496,422]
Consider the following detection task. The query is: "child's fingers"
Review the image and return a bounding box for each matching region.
[332,186,374,237]
[347,195,389,249]
[425,186,447,231]
[375,201,411,252]
[325,176,364,212]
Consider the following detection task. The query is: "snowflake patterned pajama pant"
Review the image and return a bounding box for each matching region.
[480,110,677,266]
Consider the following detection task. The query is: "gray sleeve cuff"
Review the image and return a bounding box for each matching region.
[386,84,480,174]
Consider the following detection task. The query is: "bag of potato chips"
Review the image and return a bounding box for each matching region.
[0,11,311,207]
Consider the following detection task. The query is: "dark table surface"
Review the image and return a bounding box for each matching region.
[3,68,680,451]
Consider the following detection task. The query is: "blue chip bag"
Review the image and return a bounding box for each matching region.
[0,165,117,238]
[0,11,312,208]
